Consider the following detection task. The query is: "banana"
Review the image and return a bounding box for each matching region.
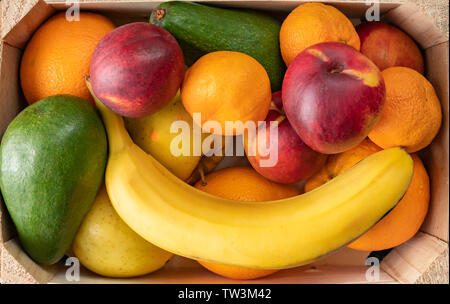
[86,79,413,269]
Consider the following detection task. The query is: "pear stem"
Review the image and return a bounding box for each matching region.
[85,77,132,154]
[198,163,207,186]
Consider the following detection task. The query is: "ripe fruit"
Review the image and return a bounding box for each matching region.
[305,138,381,192]
[244,92,327,184]
[304,142,430,251]
[194,166,299,279]
[0,95,107,264]
[181,51,272,136]
[194,166,299,203]
[150,1,286,91]
[280,2,360,66]
[125,92,206,181]
[368,67,442,153]
[348,154,430,251]
[20,12,115,105]
[357,21,424,74]
[199,261,278,281]
[282,42,385,154]
[90,22,185,118]
[124,92,224,183]
[91,81,413,269]
[73,186,173,277]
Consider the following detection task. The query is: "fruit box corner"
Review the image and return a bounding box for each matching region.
[0,0,448,284]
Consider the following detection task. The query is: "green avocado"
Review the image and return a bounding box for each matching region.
[0,95,107,265]
[150,1,285,91]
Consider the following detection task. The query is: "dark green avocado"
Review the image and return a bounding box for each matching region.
[0,95,107,265]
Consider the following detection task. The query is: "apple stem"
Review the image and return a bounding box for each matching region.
[269,102,285,115]
[274,115,286,125]
[330,65,344,74]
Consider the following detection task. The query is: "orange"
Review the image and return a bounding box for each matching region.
[304,138,382,192]
[194,166,300,202]
[181,51,272,136]
[20,12,115,105]
[280,2,360,66]
[194,166,299,280]
[368,67,442,153]
[198,262,278,281]
[304,140,430,251]
[348,154,429,251]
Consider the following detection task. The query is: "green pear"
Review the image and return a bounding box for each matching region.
[125,92,223,182]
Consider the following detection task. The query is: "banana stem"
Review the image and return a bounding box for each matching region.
[85,77,132,154]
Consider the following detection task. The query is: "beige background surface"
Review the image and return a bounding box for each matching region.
[0,0,448,284]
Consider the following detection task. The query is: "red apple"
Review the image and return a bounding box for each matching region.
[244,91,327,184]
[271,90,283,110]
[357,21,424,74]
[282,42,385,154]
[90,22,185,118]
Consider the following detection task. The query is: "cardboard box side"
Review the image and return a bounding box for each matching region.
[379,1,450,243]
[420,41,450,242]
[46,0,398,17]
[0,42,26,244]
[50,255,397,284]
[382,3,448,49]
[0,0,55,284]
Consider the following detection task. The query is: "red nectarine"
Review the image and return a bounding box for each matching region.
[90,22,185,118]
[282,42,385,154]
[357,21,424,74]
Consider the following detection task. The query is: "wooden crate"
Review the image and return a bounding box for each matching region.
[0,0,448,284]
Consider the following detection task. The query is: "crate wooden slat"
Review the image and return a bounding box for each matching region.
[49,256,398,284]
